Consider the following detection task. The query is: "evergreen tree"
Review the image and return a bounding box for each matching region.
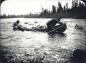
[52,5,56,13]
[57,2,63,13]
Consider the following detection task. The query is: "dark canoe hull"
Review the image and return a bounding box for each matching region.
[13,24,67,33]
[48,24,67,33]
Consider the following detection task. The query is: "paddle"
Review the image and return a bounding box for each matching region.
[48,24,64,33]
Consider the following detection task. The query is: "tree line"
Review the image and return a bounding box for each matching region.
[40,0,86,18]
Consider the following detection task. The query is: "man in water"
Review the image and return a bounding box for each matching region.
[13,20,20,27]
[13,20,24,31]
[47,18,63,31]
[13,20,20,30]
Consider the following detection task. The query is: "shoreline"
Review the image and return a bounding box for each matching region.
[0,17,86,19]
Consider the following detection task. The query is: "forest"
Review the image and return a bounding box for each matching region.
[40,0,86,18]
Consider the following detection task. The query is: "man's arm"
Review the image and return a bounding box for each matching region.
[58,22,63,25]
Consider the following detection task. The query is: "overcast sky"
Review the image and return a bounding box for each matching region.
[1,0,81,15]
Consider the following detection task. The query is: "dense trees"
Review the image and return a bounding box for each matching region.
[40,0,86,18]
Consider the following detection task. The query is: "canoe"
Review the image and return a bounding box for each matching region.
[13,23,67,33]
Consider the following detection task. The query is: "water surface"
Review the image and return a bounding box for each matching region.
[0,18,86,63]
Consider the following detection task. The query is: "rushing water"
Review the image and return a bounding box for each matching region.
[0,18,86,63]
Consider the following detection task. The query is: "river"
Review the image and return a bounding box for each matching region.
[0,18,86,63]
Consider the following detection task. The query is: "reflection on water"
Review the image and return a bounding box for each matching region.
[0,18,86,63]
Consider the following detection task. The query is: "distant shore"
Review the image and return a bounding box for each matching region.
[0,15,86,19]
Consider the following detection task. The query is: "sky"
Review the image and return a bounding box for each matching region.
[1,0,80,15]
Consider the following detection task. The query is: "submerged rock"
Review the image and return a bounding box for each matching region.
[75,24,83,29]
